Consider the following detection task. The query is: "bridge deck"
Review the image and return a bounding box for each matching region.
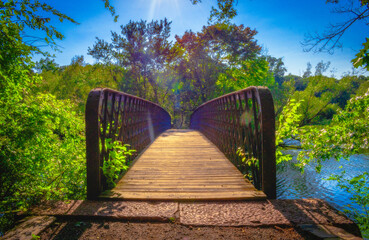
[101,129,266,200]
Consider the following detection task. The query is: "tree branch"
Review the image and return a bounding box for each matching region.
[302,3,369,54]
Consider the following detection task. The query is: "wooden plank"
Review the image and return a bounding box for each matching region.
[124,175,245,179]
[125,170,245,174]
[118,179,249,183]
[121,180,246,184]
[116,184,252,188]
[101,190,266,200]
[101,129,266,201]
[115,186,255,190]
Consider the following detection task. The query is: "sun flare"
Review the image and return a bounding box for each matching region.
[148,0,180,20]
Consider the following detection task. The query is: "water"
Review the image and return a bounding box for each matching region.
[277,149,369,214]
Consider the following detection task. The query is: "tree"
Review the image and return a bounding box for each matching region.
[70,55,86,66]
[175,23,261,100]
[299,89,369,234]
[330,74,368,108]
[0,0,77,54]
[216,58,275,93]
[189,0,238,23]
[0,0,118,54]
[303,62,312,78]
[292,75,341,126]
[353,37,369,70]
[172,23,261,126]
[314,60,331,76]
[34,57,59,73]
[88,19,177,103]
[263,55,287,86]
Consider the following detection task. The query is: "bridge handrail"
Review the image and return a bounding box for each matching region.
[190,87,276,199]
[85,88,171,199]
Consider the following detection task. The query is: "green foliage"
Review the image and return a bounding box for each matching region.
[236,147,258,184]
[352,38,369,71]
[31,233,40,240]
[328,172,369,238]
[0,90,86,206]
[0,0,77,53]
[291,75,342,126]
[275,99,303,164]
[0,0,117,54]
[294,88,369,233]
[190,0,238,23]
[102,139,135,188]
[0,89,86,233]
[216,58,275,94]
[38,61,120,113]
[2,0,368,235]
[208,0,237,23]
[297,88,369,171]
[0,1,89,233]
[100,0,119,22]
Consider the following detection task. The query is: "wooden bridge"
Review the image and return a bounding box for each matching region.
[85,87,276,201]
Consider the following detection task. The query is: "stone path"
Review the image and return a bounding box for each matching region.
[3,199,363,239]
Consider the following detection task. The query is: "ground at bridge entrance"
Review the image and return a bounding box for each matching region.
[38,221,315,240]
[3,199,363,239]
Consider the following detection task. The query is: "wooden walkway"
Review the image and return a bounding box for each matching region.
[101,129,266,200]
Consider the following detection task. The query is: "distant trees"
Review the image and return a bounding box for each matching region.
[87,21,263,127]
[274,67,368,127]
[37,60,120,112]
[34,57,59,73]
[263,55,287,86]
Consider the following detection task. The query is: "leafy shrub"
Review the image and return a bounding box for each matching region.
[328,172,369,238]
[102,139,135,188]
[0,92,86,233]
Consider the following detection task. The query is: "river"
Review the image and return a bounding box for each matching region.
[277,149,369,214]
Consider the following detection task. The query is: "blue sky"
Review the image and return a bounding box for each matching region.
[38,0,368,77]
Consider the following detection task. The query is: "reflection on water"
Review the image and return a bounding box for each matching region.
[277,149,369,213]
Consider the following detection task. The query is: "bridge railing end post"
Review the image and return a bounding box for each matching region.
[258,87,276,199]
[86,89,103,200]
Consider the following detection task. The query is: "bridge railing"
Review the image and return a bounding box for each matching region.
[190,87,276,199]
[85,88,171,199]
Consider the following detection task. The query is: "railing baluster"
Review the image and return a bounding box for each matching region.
[190,87,276,199]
